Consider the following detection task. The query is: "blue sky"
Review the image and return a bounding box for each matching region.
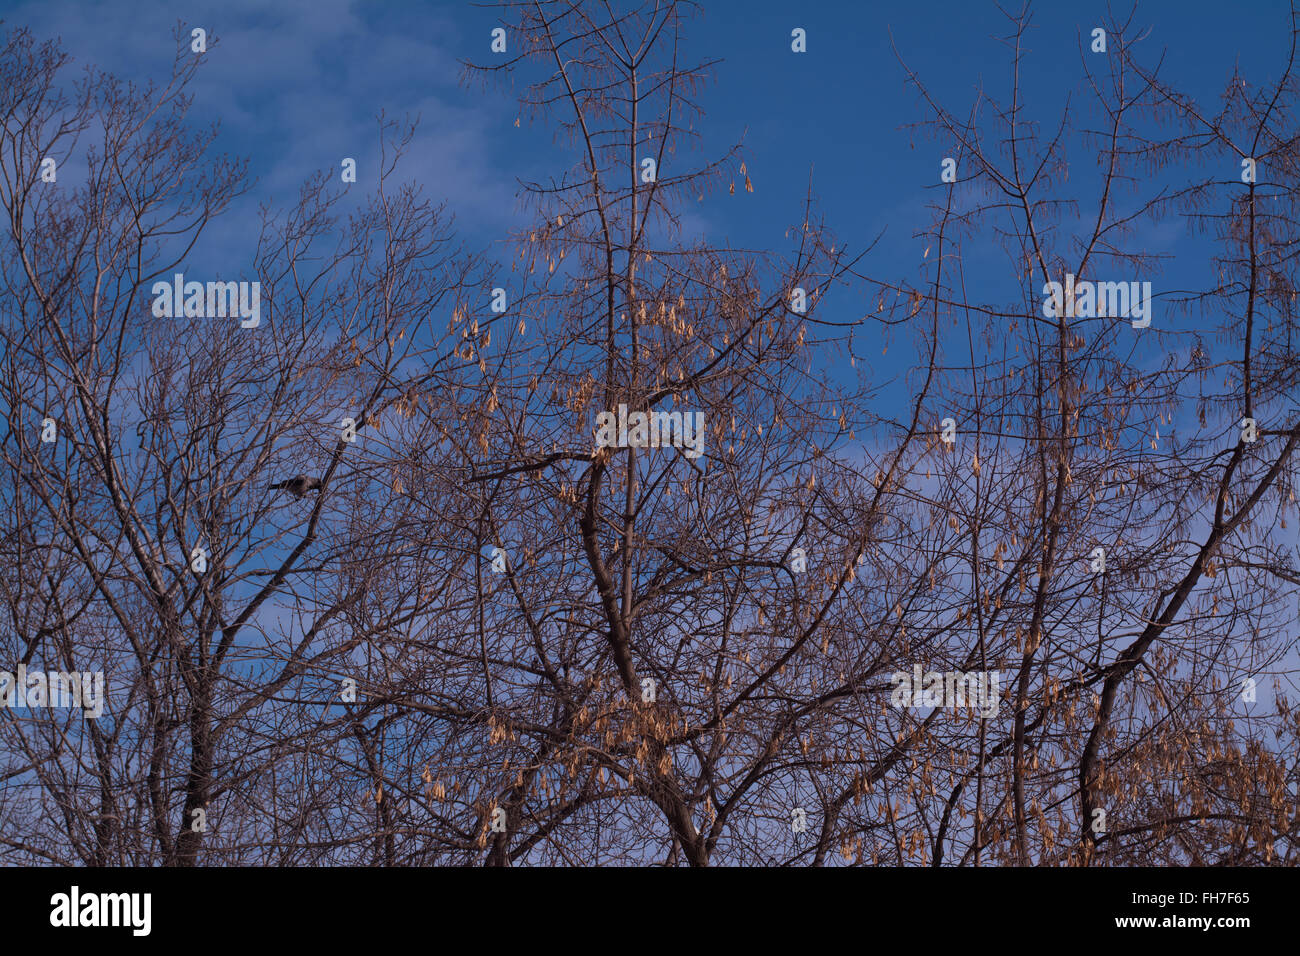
[1,0,1292,287]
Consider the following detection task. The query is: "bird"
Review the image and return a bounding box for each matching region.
[270,474,322,497]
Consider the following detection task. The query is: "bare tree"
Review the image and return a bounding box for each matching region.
[1,1,1296,868]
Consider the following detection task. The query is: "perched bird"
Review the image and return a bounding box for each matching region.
[270,474,322,497]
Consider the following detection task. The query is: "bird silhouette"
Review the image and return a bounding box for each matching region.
[270,474,322,497]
